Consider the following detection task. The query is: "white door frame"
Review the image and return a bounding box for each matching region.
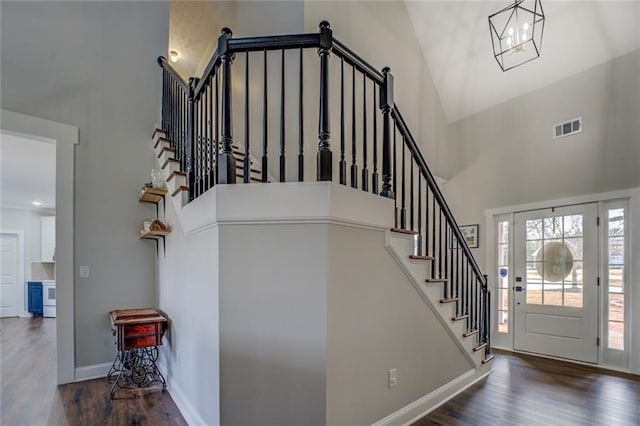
[0,230,25,316]
[485,187,640,375]
[1,109,78,385]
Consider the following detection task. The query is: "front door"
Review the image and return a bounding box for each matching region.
[513,203,598,363]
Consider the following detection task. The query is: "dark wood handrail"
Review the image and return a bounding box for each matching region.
[331,38,384,84]
[157,56,189,92]
[391,106,486,286]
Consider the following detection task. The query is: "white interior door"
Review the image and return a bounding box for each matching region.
[514,203,599,363]
[0,233,20,317]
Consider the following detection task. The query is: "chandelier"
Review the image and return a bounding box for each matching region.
[489,0,545,71]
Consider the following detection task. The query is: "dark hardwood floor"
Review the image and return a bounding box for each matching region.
[4,318,639,425]
[1,317,186,426]
[416,349,640,426]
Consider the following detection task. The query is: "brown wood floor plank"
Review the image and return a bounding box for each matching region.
[1,317,186,426]
[414,349,640,426]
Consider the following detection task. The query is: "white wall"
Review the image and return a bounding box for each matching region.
[440,49,640,268]
[1,1,170,367]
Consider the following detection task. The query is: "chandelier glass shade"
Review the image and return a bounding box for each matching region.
[489,0,545,71]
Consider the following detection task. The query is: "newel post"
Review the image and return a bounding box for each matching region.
[317,21,333,181]
[380,67,395,199]
[187,77,199,200]
[218,27,236,184]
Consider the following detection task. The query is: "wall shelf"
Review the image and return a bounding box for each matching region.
[138,228,171,239]
[138,187,167,204]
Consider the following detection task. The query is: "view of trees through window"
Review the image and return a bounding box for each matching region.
[525,215,584,307]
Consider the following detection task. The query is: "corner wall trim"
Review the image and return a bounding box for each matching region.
[372,369,490,426]
[74,362,112,382]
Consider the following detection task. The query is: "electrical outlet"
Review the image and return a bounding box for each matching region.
[79,266,90,278]
[388,368,397,388]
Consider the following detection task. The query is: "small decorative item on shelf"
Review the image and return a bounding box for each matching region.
[138,219,170,239]
[151,168,167,190]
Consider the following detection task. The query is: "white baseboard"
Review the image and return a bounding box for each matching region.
[372,368,490,426]
[74,361,112,382]
[158,365,208,426]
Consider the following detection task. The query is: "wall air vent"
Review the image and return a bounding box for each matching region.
[554,117,582,139]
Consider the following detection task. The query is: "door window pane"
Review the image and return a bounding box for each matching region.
[496,220,509,333]
[526,219,542,240]
[607,207,625,351]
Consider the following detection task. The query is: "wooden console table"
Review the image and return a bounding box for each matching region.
[107,308,167,399]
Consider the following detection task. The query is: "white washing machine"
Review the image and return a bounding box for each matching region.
[42,280,56,318]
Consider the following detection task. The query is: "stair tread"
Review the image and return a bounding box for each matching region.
[161,158,180,170]
[463,329,479,338]
[154,137,171,149]
[440,298,458,304]
[166,171,186,182]
[390,228,418,235]
[152,128,166,139]
[409,255,434,261]
[425,278,447,283]
[452,314,470,321]
[157,146,176,159]
[235,164,261,174]
[482,354,495,364]
[171,185,189,197]
[473,343,487,352]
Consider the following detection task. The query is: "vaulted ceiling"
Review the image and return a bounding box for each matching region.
[168,1,640,123]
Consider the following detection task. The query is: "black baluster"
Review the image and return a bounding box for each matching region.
[316,21,332,181]
[280,49,286,183]
[262,49,268,182]
[298,48,304,182]
[244,52,250,184]
[339,58,346,185]
[380,67,394,199]
[417,175,422,256]
[400,137,406,229]
[393,125,398,227]
[217,28,236,184]
[208,79,214,188]
[410,154,414,230]
[214,69,219,185]
[431,194,436,278]
[372,81,378,194]
[439,210,443,280]
[187,77,197,201]
[425,185,429,257]
[351,65,357,188]
[361,74,368,192]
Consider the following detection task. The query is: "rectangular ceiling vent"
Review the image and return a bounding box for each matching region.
[554,117,582,139]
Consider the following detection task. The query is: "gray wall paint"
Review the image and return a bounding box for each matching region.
[219,223,328,425]
[157,199,220,424]
[439,49,640,267]
[1,1,169,366]
[326,225,471,424]
[304,1,447,176]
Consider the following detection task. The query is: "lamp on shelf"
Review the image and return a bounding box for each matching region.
[489,0,545,71]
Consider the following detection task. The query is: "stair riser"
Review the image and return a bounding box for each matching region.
[152,131,167,145]
[168,175,187,194]
[154,141,171,157]
[159,150,176,166]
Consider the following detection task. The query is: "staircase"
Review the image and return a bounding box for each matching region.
[152,21,493,371]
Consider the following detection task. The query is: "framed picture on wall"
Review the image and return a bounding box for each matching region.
[459,224,479,248]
